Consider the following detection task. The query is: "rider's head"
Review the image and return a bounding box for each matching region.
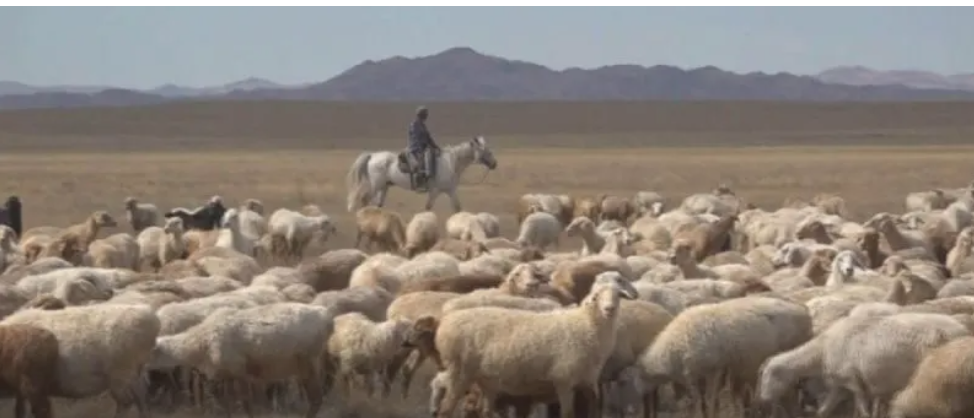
[416,106,429,121]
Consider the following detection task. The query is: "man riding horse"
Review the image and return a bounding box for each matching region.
[407,106,440,189]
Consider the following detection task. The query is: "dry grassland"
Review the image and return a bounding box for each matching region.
[1,101,973,417]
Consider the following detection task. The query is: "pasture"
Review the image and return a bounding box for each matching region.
[1,101,974,418]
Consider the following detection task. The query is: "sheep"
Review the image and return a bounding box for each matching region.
[672,213,737,262]
[163,195,226,231]
[295,248,368,291]
[148,303,335,418]
[516,206,562,250]
[404,211,439,257]
[21,210,117,265]
[136,217,186,272]
[188,247,262,285]
[347,255,407,294]
[517,193,574,226]
[398,272,504,295]
[431,271,638,418]
[446,211,490,242]
[475,212,501,238]
[355,206,407,253]
[819,311,971,418]
[905,189,950,212]
[633,191,666,217]
[564,216,605,256]
[123,196,160,233]
[14,268,115,306]
[240,198,265,216]
[599,194,637,223]
[0,323,59,418]
[0,195,22,239]
[311,286,394,322]
[215,208,257,257]
[890,336,974,418]
[1,304,161,417]
[83,233,140,270]
[430,238,489,261]
[267,208,338,261]
[324,312,413,397]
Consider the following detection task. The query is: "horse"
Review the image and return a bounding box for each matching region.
[345,136,498,213]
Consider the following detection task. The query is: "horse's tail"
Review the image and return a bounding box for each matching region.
[346,152,373,212]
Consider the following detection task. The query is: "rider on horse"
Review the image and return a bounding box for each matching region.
[407,106,440,188]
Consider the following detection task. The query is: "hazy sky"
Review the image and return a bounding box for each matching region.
[3,7,971,88]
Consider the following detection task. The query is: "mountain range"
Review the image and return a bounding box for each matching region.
[2,47,974,110]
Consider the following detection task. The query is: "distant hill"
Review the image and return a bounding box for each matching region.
[3,47,974,110]
[816,66,974,91]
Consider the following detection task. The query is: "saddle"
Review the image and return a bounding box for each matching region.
[397,149,430,192]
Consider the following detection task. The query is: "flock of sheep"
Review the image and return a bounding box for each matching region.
[2,182,974,418]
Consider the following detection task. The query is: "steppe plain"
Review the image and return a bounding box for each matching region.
[1,100,974,417]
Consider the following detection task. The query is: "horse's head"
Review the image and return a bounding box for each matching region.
[471,136,497,170]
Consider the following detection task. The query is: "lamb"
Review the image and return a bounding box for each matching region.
[148,303,335,418]
[123,196,160,233]
[355,206,407,253]
[163,195,226,231]
[599,194,637,223]
[324,312,413,397]
[633,191,666,217]
[83,233,140,270]
[136,217,186,272]
[431,271,638,418]
[0,304,161,417]
[446,211,490,242]
[215,208,258,257]
[311,286,394,321]
[564,216,605,256]
[430,238,489,261]
[20,210,117,265]
[0,195,22,239]
[516,205,562,250]
[0,323,59,418]
[404,211,439,257]
[267,208,337,261]
[295,248,368,291]
[890,336,974,418]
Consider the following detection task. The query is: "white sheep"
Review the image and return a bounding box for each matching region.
[431,271,638,418]
[633,191,666,217]
[83,233,141,270]
[515,206,562,250]
[325,312,413,397]
[136,217,186,272]
[148,303,336,418]
[215,208,258,257]
[1,303,161,416]
[404,211,439,257]
[267,208,337,261]
[124,196,161,233]
[445,211,489,242]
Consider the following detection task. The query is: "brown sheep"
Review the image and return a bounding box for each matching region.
[295,248,368,291]
[398,273,504,295]
[672,213,738,263]
[0,323,60,418]
[574,195,601,221]
[20,211,117,265]
[549,258,624,304]
[599,194,637,224]
[354,206,407,253]
[430,238,490,261]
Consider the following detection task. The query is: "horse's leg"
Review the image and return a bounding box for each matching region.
[424,190,439,211]
[374,183,389,207]
[447,189,462,213]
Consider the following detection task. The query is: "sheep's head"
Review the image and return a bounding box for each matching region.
[123,197,139,210]
[584,271,639,318]
[831,250,861,278]
[668,240,694,265]
[565,216,594,236]
[315,216,338,238]
[755,355,794,405]
[164,217,184,234]
[242,198,264,215]
[301,204,323,217]
[504,263,548,295]
[771,242,803,269]
[90,210,118,228]
[220,209,239,229]
[649,201,665,216]
[796,220,828,240]
[402,315,438,349]
[956,227,974,248]
[0,225,17,248]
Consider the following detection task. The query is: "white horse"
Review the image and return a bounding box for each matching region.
[345,136,498,213]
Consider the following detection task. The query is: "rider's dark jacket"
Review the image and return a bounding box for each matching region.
[408,118,434,154]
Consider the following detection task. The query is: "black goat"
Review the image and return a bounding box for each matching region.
[163,196,226,231]
[0,195,22,237]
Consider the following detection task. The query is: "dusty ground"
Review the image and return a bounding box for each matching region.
[0,101,973,417]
